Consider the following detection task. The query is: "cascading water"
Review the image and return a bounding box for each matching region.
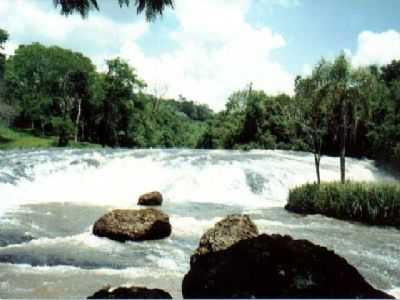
[0,148,398,298]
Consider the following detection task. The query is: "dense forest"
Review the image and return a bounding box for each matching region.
[0,30,212,148]
[0,28,399,170]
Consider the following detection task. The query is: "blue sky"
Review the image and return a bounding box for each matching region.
[1,0,400,110]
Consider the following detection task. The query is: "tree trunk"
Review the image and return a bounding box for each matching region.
[340,96,347,184]
[74,98,82,143]
[314,154,321,185]
[312,131,322,185]
[81,122,85,141]
[58,128,68,147]
[40,120,45,136]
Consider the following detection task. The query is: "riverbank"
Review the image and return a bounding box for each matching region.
[0,124,100,150]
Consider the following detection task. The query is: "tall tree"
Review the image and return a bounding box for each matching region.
[53,0,174,20]
[65,70,90,143]
[328,55,355,183]
[295,60,330,184]
[99,58,145,146]
[0,28,8,85]
[5,43,95,140]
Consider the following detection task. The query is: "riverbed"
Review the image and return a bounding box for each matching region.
[0,149,398,298]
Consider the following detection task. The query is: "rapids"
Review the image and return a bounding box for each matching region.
[0,148,398,298]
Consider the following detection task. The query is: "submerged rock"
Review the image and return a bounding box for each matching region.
[88,286,172,299]
[93,208,171,242]
[138,191,163,206]
[194,214,259,256]
[182,233,393,299]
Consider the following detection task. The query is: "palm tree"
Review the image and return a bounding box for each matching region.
[53,0,174,20]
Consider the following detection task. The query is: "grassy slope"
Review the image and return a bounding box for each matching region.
[0,125,55,150]
[0,124,100,150]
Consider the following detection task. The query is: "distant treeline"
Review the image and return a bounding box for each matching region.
[0,28,399,170]
[0,30,213,148]
[198,57,400,172]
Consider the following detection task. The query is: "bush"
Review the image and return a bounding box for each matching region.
[286,181,400,228]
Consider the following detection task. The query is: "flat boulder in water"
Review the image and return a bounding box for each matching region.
[138,191,163,206]
[194,214,259,257]
[93,209,171,242]
[88,286,172,299]
[182,233,393,299]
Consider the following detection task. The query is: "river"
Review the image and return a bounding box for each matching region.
[0,148,398,298]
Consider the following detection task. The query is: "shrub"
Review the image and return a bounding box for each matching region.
[286,181,400,228]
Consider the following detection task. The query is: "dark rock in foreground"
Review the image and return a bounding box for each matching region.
[88,286,172,299]
[182,233,393,299]
[194,214,258,256]
[93,208,171,242]
[138,191,163,206]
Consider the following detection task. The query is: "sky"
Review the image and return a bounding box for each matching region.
[1,0,400,111]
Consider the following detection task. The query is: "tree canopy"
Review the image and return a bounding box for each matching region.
[1,30,399,174]
[53,0,174,20]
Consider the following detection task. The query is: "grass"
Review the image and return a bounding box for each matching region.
[0,124,101,150]
[286,181,400,228]
[0,124,55,150]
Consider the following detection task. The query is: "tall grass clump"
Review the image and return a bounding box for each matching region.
[286,181,400,228]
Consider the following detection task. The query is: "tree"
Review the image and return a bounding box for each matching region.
[295,60,330,184]
[151,81,168,114]
[99,58,146,146]
[53,0,174,20]
[0,28,8,88]
[4,43,95,141]
[0,29,18,125]
[65,70,90,143]
[328,55,356,183]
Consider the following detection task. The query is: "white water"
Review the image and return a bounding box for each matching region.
[0,148,398,298]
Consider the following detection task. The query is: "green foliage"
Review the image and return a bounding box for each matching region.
[198,89,307,151]
[53,0,174,20]
[286,181,400,227]
[0,122,54,150]
[0,28,8,49]
[5,43,95,135]
[0,121,100,150]
[1,37,399,163]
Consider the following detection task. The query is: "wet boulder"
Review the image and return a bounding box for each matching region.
[182,233,393,299]
[93,208,171,242]
[88,286,172,299]
[194,214,259,257]
[138,191,163,206]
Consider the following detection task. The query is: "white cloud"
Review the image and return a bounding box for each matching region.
[0,0,294,111]
[0,0,148,57]
[351,30,400,67]
[119,0,294,111]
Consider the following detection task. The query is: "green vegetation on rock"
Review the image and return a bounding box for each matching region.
[286,182,400,227]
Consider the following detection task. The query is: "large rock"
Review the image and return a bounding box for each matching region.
[194,214,258,256]
[138,191,163,206]
[182,234,393,299]
[93,209,171,242]
[88,286,172,299]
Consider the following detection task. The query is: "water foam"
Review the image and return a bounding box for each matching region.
[0,149,395,215]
